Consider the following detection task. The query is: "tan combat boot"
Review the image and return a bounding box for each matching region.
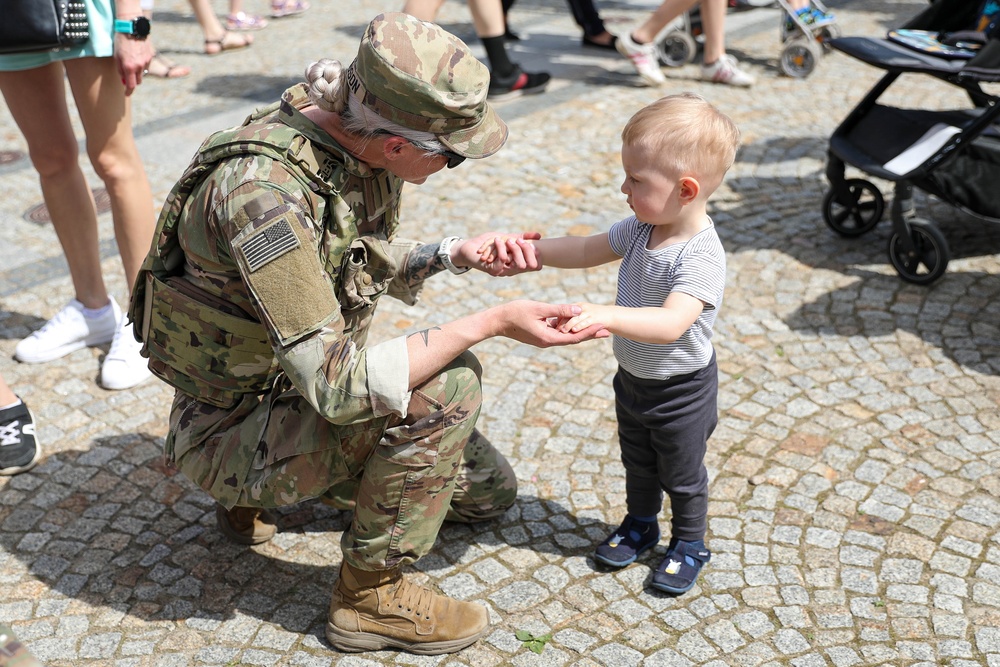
[215,504,277,545]
[326,562,489,654]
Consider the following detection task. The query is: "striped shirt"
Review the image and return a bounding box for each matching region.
[608,216,726,380]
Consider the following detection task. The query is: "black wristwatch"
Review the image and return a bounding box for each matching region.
[114,16,151,40]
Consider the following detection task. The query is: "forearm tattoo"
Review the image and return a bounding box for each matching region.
[404,243,447,287]
[409,326,443,347]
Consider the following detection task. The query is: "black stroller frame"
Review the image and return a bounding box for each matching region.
[824,0,1000,284]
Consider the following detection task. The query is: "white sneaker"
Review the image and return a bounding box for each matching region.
[101,319,152,390]
[701,54,755,87]
[616,32,666,86]
[15,299,120,364]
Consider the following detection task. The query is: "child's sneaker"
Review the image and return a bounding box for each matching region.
[700,54,755,87]
[14,298,120,364]
[0,401,40,476]
[100,320,152,390]
[594,516,660,567]
[651,538,711,594]
[616,32,666,86]
[488,64,550,101]
[808,7,835,26]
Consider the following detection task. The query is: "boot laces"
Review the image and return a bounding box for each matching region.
[393,577,435,620]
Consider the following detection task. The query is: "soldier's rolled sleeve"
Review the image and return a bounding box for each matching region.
[280,331,411,423]
[385,238,424,305]
[364,336,411,416]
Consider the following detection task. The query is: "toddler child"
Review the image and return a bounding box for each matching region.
[480,93,740,593]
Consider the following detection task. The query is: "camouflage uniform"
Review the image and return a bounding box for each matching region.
[130,79,515,570]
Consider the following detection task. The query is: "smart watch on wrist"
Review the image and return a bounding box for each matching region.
[437,236,470,275]
[114,17,151,40]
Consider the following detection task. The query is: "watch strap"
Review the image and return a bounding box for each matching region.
[438,237,470,275]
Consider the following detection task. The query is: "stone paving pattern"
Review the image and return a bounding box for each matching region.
[1,0,1000,665]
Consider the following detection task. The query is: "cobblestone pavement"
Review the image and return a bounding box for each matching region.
[2,1,1000,665]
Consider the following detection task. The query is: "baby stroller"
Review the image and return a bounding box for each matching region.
[777,0,841,78]
[656,7,703,68]
[823,0,1000,284]
[654,1,840,77]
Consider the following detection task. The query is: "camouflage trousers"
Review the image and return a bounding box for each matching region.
[171,351,517,570]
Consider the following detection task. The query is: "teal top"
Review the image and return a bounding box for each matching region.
[0,0,116,71]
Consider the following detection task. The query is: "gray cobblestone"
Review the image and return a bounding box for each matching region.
[2,3,1000,666]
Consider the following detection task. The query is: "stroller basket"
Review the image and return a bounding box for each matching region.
[822,0,1000,284]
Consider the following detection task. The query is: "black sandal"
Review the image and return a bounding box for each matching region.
[582,33,618,51]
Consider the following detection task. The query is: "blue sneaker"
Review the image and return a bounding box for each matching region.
[808,7,835,26]
[651,539,711,594]
[594,516,660,567]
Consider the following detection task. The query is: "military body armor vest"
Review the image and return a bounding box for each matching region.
[128,100,387,408]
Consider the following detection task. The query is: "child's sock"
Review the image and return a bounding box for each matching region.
[627,514,658,540]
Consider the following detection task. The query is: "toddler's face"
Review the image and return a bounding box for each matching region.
[619,144,680,226]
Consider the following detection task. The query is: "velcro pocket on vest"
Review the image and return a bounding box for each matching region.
[144,275,275,397]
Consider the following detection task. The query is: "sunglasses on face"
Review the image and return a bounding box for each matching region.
[440,150,467,169]
[374,129,466,169]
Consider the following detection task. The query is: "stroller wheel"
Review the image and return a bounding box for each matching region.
[819,23,841,50]
[779,37,822,78]
[822,179,884,236]
[658,31,697,67]
[888,218,949,285]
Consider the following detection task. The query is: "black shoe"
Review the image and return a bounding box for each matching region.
[0,401,40,475]
[594,516,660,567]
[503,26,521,41]
[651,538,711,594]
[582,34,618,51]
[488,64,550,101]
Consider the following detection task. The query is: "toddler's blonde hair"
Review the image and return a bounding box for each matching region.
[621,93,741,187]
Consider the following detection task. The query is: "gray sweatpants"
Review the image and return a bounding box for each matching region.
[614,354,718,542]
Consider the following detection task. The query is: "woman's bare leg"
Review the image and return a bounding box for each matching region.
[631,0,699,44]
[64,56,154,294]
[0,64,109,309]
[402,0,446,21]
[467,0,505,38]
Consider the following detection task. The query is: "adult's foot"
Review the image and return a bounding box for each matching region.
[226,12,268,30]
[204,31,253,55]
[701,53,755,87]
[616,32,666,86]
[327,562,489,654]
[488,64,550,101]
[270,0,309,18]
[582,31,617,50]
[147,52,191,79]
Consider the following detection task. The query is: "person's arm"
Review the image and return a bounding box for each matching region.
[558,291,704,344]
[474,232,618,270]
[114,0,154,95]
[405,300,606,388]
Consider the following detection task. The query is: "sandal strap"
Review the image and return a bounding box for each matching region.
[670,540,711,565]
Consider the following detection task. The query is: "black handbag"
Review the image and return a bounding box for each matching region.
[0,0,91,54]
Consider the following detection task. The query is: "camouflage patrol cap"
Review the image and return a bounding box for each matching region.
[346,12,508,159]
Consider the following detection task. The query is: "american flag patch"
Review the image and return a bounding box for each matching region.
[239,218,300,272]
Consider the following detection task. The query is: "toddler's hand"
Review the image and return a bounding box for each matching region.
[557,303,613,334]
[462,231,542,276]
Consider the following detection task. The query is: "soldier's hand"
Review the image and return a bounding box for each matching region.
[494,300,609,348]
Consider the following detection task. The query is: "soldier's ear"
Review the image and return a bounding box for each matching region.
[382,135,410,161]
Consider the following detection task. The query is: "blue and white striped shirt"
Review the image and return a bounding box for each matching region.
[608,216,726,380]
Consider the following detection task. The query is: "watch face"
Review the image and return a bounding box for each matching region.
[134,16,151,38]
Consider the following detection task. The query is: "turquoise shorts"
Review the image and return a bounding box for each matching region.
[0,0,115,72]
